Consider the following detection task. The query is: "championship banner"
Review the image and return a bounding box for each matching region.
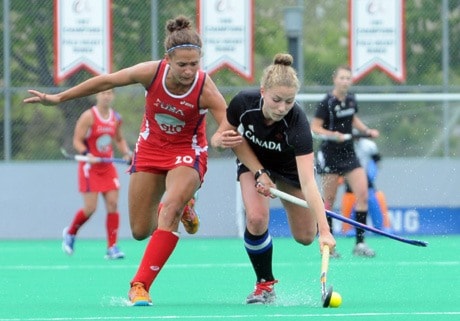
[349,0,405,83]
[54,0,112,84]
[197,0,254,82]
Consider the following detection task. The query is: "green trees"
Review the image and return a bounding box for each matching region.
[2,0,460,160]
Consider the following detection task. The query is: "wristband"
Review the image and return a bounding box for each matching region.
[254,168,270,181]
[81,150,89,156]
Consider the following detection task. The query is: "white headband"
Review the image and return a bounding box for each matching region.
[167,44,201,53]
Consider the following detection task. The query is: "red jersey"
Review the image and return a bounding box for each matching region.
[130,59,208,180]
[78,107,121,192]
[85,106,120,158]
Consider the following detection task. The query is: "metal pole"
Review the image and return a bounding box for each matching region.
[151,0,159,60]
[3,0,11,161]
[288,37,299,70]
[442,0,450,157]
[283,5,304,84]
[297,0,304,87]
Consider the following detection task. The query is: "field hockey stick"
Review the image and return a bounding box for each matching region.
[312,132,352,141]
[320,244,333,308]
[312,132,371,142]
[60,148,130,165]
[269,188,428,247]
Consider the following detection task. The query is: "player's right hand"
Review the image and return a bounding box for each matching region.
[23,90,59,106]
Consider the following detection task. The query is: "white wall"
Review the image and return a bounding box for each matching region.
[0,158,459,239]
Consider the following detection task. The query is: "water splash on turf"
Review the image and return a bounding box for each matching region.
[274,282,318,307]
[276,292,316,307]
[101,295,132,307]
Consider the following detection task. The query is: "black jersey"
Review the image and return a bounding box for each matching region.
[315,92,358,153]
[315,92,358,133]
[227,89,313,175]
[314,92,361,175]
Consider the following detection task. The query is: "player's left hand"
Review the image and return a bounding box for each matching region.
[122,152,133,165]
[367,128,380,138]
[219,130,243,148]
[318,231,336,253]
[255,180,276,198]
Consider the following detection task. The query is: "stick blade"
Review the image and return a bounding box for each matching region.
[322,286,333,308]
[411,240,428,247]
[60,147,71,159]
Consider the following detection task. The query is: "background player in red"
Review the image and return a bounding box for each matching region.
[211,53,335,304]
[62,89,132,259]
[311,65,379,258]
[24,15,230,306]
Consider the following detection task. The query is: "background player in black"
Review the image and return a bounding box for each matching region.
[211,53,335,304]
[311,64,379,258]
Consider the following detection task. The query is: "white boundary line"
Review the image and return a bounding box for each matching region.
[0,260,458,271]
[0,311,459,321]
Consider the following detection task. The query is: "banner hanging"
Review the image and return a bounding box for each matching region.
[54,0,112,84]
[349,0,406,83]
[197,0,254,82]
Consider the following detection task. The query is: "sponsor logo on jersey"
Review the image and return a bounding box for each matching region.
[155,113,185,134]
[154,98,186,116]
[180,100,195,108]
[244,128,281,151]
[96,134,112,153]
[334,105,356,118]
[96,124,115,133]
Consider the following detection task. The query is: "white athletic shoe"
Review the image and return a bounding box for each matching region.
[330,249,342,259]
[353,242,376,257]
[62,227,75,255]
[246,279,278,304]
[105,245,125,260]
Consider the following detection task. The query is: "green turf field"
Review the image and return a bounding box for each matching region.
[0,235,459,321]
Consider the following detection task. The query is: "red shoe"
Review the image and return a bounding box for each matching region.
[181,198,200,234]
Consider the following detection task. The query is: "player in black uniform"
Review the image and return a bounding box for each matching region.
[311,64,379,258]
[211,53,335,304]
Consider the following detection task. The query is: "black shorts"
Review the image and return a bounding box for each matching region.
[316,147,361,176]
[236,161,301,189]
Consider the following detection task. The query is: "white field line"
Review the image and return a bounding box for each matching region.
[0,260,458,270]
[0,311,459,321]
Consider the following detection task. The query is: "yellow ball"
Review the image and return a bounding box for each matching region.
[329,291,342,308]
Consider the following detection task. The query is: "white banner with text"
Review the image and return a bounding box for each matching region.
[349,0,405,83]
[54,0,112,84]
[197,0,254,82]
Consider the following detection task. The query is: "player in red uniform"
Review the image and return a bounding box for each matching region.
[62,89,132,259]
[23,16,230,306]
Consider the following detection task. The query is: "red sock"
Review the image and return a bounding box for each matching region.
[68,209,90,235]
[131,229,179,291]
[106,212,119,248]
